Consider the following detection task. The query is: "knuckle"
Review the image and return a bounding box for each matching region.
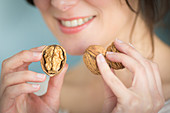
[110,77,118,84]
[24,71,33,76]
[20,50,32,57]
[155,101,163,109]
[144,59,150,66]
[119,53,131,64]
[137,66,145,74]
[152,62,159,70]
[2,59,8,68]
[101,67,112,75]
[125,44,134,53]
[20,50,30,54]
[19,84,28,92]
[114,106,123,113]
[24,71,37,80]
[119,54,126,61]
[144,102,154,112]
[129,97,140,108]
[155,96,165,109]
[124,95,140,109]
[2,74,9,83]
[3,88,11,98]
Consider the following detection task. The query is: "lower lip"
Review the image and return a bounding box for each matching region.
[58,17,95,34]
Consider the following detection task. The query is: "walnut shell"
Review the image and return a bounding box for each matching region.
[83,45,106,75]
[40,45,67,77]
[83,42,124,75]
[106,42,124,69]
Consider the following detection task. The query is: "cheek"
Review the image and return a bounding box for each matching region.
[86,0,113,7]
[34,0,51,11]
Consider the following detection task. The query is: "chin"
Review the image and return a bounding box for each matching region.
[62,45,85,56]
[59,39,95,56]
[67,50,84,56]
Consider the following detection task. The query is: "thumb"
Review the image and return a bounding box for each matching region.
[41,64,68,111]
[102,79,117,113]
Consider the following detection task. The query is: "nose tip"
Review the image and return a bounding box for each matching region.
[51,0,78,12]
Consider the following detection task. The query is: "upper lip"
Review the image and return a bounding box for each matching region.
[56,15,96,21]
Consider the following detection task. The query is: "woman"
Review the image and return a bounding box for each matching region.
[0,0,169,113]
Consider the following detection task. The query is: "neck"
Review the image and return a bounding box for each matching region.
[103,14,154,58]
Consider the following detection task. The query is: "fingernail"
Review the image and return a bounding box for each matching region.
[33,52,42,57]
[98,54,106,62]
[106,52,115,55]
[116,38,123,43]
[32,84,40,89]
[128,43,135,48]
[37,74,46,79]
[106,52,117,59]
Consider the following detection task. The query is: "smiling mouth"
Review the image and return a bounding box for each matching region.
[58,15,96,28]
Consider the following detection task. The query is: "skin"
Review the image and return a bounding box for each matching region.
[0,46,68,113]
[0,0,170,113]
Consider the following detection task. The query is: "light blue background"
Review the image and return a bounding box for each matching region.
[0,0,169,74]
[0,0,82,74]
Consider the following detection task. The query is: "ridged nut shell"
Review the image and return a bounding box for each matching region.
[106,42,124,69]
[40,45,67,77]
[83,45,106,75]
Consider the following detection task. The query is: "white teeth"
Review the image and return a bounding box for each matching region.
[71,20,78,27]
[60,16,94,27]
[78,19,83,25]
[65,21,71,27]
[83,17,89,22]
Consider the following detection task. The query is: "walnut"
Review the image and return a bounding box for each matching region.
[106,42,124,69]
[40,45,67,77]
[83,45,106,75]
[83,42,124,75]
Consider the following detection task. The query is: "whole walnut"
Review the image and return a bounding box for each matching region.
[83,45,106,75]
[40,45,67,77]
[83,42,124,75]
[106,42,124,69]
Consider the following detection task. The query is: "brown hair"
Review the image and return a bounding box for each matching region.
[126,0,169,59]
[26,0,169,58]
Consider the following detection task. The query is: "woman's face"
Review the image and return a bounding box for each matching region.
[34,0,136,55]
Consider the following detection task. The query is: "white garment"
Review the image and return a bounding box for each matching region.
[59,109,69,113]
[59,100,170,113]
[159,99,170,113]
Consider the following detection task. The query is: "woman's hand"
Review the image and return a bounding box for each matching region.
[0,46,68,113]
[97,39,165,113]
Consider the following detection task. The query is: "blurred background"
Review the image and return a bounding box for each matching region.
[0,0,169,94]
[0,0,83,74]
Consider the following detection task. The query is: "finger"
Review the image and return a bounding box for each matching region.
[102,79,117,113]
[114,39,157,85]
[106,52,148,89]
[141,61,164,112]
[96,54,128,99]
[12,45,46,71]
[41,64,68,111]
[1,50,42,75]
[151,63,164,99]
[139,60,162,111]
[113,39,162,97]
[0,71,46,95]
[2,83,40,100]
[150,62,165,111]
[114,38,145,62]
[106,52,144,77]
[30,45,46,52]
[1,83,40,113]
